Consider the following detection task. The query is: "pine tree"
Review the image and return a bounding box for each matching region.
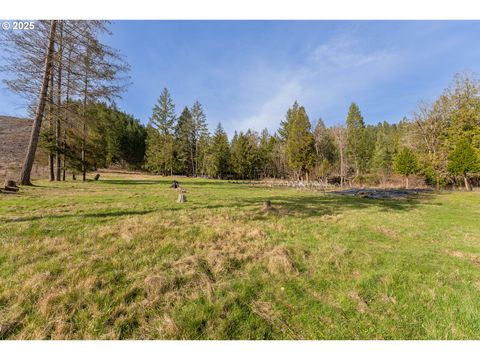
[346,102,367,176]
[286,105,316,181]
[278,101,299,142]
[447,138,479,191]
[258,129,274,178]
[174,107,194,175]
[207,123,230,178]
[313,118,337,181]
[146,88,176,175]
[190,101,209,176]
[230,130,261,179]
[394,148,418,189]
[150,88,176,134]
[372,122,394,187]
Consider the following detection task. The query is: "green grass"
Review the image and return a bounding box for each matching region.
[1,172,480,339]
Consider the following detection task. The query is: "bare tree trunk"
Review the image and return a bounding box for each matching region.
[82,46,89,182]
[339,147,344,187]
[405,176,409,189]
[62,45,72,182]
[463,173,472,191]
[48,64,55,181]
[19,20,57,186]
[55,21,63,181]
[190,146,195,177]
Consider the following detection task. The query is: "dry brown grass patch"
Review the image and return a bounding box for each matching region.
[445,249,480,266]
[262,246,297,275]
[250,300,280,324]
[348,290,368,313]
[375,225,398,239]
[380,294,397,304]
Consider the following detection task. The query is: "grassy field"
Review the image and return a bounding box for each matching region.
[1,172,479,339]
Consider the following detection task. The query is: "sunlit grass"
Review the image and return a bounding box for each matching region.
[1,172,479,339]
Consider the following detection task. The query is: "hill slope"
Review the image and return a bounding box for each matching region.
[0,115,47,180]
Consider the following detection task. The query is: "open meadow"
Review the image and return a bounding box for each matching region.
[1,172,480,339]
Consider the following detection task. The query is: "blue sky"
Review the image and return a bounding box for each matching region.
[2,21,480,136]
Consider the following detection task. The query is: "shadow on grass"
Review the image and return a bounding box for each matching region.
[100,179,171,186]
[198,192,429,219]
[2,209,156,223]
[100,179,230,187]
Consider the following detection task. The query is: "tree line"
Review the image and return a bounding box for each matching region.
[145,74,480,190]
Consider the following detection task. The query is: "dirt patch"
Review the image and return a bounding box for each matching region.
[379,294,397,304]
[331,188,432,200]
[445,250,480,267]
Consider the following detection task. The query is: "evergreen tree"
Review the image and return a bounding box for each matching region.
[314,118,336,163]
[174,107,194,175]
[230,130,260,179]
[394,148,418,189]
[313,118,337,180]
[190,101,209,176]
[278,101,299,142]
[286,105,316,181]
[207,123,230,178]
[372,122,394,187]
[150,88,176,134]
[145,88,176,175]
[258,128,274,178]
[447,138,480,191]
[346,102,367,176]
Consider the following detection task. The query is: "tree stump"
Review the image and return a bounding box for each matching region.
[94,174,101,181]
[3,180,19,193]
[177,193,187,203]
[6,180,17,188]
[262,200,273,211]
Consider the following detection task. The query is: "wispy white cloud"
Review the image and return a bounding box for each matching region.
[229,78,303,134]
[231,31,402,135]
[309,33,393,69]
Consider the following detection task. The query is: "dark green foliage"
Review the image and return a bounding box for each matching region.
[394,148,418,188]
[394,148,418,176]
[150,88,176,135]
[346,103,368,175]
[145,88,177,175]
[137,73,479,189]
[63,101,146,172]
[206,123,230,179]
[448,139,479,175]
[448,138,479,190]
[119,117,147,168]
[372,122,397,184]
[174,107,195,175]
[286,104,316,180]
[230,130,262,179]
[278,101,299,142]
[313,118,336,164]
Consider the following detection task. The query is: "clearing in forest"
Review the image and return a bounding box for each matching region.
[0,172,479,339]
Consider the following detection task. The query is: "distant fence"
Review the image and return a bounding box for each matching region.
[228,179,336,191]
